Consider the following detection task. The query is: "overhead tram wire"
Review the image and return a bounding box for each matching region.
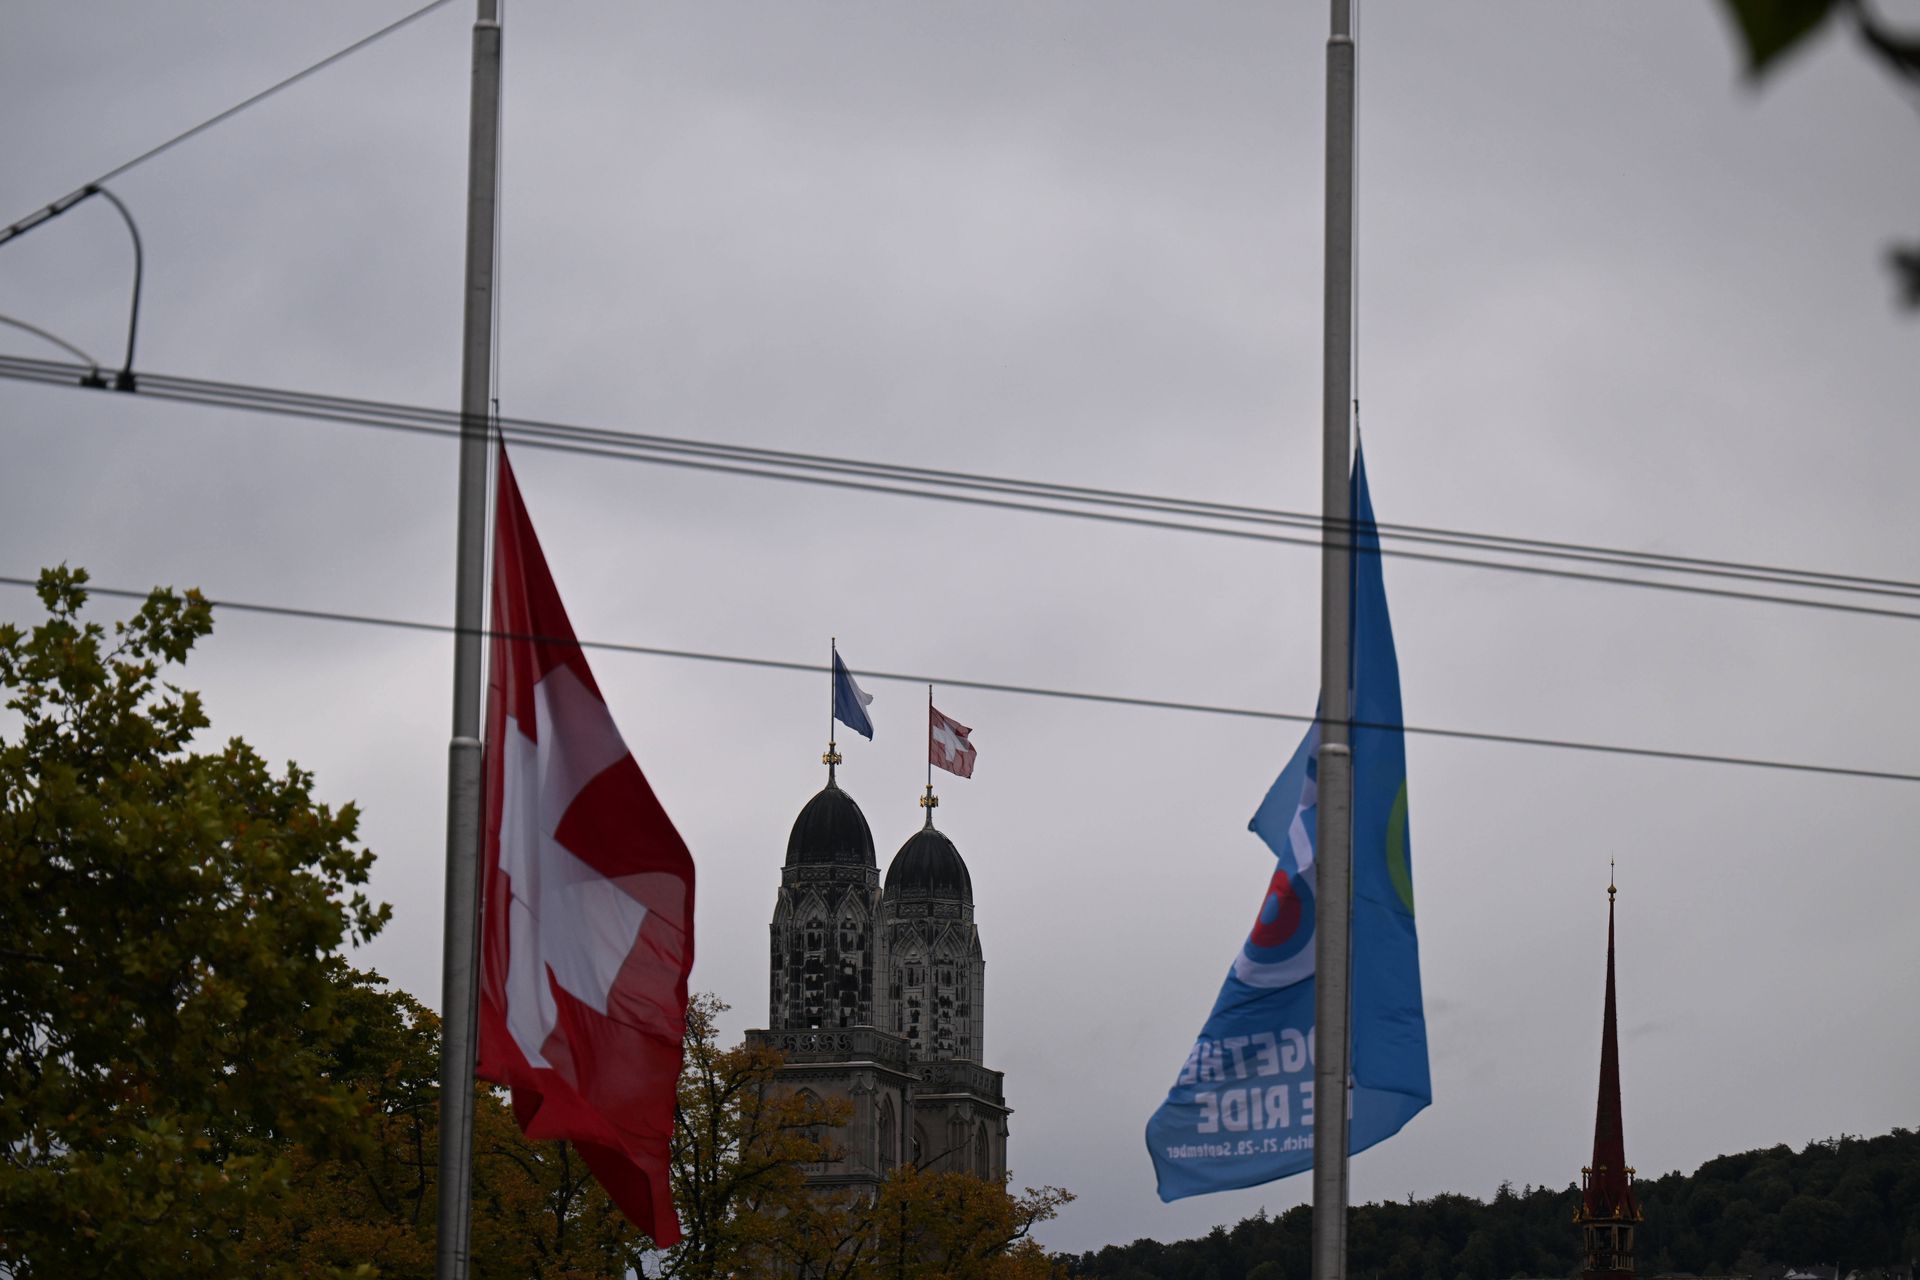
[0,571,1911,786]
[11,354,1911,601]
[137,368,1920,599]
[0,315,101,369]
[1,0,459,243]
[3,354,1920,625]
[6,351,1920,617]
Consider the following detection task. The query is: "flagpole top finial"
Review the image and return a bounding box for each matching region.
[919,784,938,827]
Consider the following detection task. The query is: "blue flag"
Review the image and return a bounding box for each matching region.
[1145,448,1429,1201]
[832,649,876,740]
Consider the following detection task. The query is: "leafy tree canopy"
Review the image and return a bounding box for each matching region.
[0,567,388,1276]
[662,994,1072,1280]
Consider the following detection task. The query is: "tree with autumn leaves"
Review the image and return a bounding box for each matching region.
[240,976,644,1279]
[0,568,387,1276]
[0,568,634,1278]
[0,569,1068,1278]
[659,994,1072,1280]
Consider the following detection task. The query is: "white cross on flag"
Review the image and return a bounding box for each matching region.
[477,448,694,1247]
[928,705,977,778]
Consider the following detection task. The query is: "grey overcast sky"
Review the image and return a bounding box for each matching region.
[3,0,1917,1256]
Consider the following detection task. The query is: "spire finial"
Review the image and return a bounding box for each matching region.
[823,739,841,784]
[1609,859,1616,900]
[918,783,938,828]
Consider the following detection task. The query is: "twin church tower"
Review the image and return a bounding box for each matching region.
[746,751,1009,1194]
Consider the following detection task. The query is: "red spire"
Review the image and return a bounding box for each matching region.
[1584,880,1636,1219]
[1577,872,1641,1279]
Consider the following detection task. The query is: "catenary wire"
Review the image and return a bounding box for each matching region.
[21,354,1917,600]
[0,316,99,368]
[5,351,1914,600]
[2,351,1912,602]
[2,0,458,238]
[3,354,1919,624]
[0,572,1912,785]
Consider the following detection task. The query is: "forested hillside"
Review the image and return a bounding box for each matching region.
[1067,1127,1920,1280]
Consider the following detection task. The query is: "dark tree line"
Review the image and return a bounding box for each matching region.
[1066,1127,1920,1280]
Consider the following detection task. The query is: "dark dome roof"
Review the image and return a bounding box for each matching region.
[785,782,876,868]
[885,825,972,901]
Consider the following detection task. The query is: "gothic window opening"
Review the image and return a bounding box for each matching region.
[975,1122,989,1176]
[878,1096,898,1173]
[795,1088,833,1168]
[803,958,825,1027]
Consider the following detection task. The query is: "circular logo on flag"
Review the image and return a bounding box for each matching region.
[1231,863,1317,989]
[1386,779,1415,916]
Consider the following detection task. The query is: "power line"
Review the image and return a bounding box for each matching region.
[1,572,1913,785]
[4,353,1919,625]
[2,0,458,244]
[127,368,1920,599]
[0,315,98,368]
[21,355,1914,598]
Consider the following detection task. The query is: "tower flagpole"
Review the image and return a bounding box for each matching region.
[922,684,937,825]
[1311,4,1357,1280]
[826,637,840,783]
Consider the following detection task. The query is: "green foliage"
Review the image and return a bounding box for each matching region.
[1065,1127,1920,1280]
[661,995,1070,1280]
[245,973,647,1279]
[659,993,857,1280]
[1719,0,1841,78]
[1716,0,1920,305]
[0,567,389,1277]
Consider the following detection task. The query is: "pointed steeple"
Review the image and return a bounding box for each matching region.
[1576,868,1642,1279]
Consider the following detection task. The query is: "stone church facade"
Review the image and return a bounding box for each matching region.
[745,764,1008,1196]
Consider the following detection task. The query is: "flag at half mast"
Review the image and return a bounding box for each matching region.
[477,446,695,1246]
[1145,446,1429,1201]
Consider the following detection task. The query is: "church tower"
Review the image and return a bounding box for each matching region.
[1575,872,1642,1280]
[879,799,985,1061]
[749,757,1009,1192]
[769,755,881,1031]
[877,790,1005,1178]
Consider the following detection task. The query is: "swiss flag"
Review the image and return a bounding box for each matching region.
[477,448,694,1247]
[928,705,977,778]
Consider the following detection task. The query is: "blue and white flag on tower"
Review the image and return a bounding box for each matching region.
[832,648,876,740]
[1145,447,1429,1202]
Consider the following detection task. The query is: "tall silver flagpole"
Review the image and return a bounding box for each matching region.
[435,2,502,1278]
[1311,4,1356,1280]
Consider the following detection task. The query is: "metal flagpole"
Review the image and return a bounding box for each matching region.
[921,684,937,822]
[1311,4,1357,1280]
[827,638,837,778]
[436,2,502,1278]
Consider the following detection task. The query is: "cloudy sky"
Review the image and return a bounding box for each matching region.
[4,0,1918,1256]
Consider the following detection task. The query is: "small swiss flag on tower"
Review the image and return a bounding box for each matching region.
[928,705,977,778]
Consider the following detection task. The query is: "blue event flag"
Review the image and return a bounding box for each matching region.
[1145,447,1430,1202]
[832,649,876,740]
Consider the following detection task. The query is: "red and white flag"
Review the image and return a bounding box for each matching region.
[477,448,694,1247]
[928,705,977,778]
